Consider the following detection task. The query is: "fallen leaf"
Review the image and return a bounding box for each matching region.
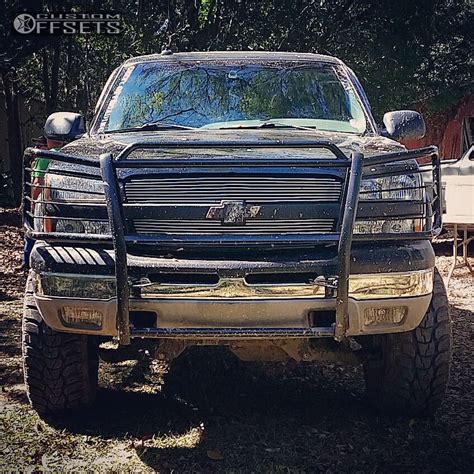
[207,449,224,460]
[264,447,281,453]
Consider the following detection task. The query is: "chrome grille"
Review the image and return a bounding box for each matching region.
[133,219,335,235]
[126,175,341,235]
[125,176,343,204]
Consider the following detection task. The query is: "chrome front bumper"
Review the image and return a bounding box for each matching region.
[33,269,433,338]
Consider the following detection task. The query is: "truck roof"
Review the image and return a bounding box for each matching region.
[123,51,343,66]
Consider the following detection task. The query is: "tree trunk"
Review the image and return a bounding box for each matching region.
[2,72,24,206]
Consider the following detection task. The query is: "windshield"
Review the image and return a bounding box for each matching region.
[100,62,368,134]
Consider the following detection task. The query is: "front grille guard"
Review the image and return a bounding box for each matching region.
[23,141,442,344]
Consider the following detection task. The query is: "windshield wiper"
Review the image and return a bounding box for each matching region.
[216,121,317,131]
[105,120,197,133]
[259,121,318,131]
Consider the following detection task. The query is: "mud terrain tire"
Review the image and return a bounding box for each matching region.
[22,274,99,415]
[363,269,452,416]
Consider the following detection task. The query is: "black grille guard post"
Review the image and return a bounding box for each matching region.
[335,152,364,340]
[100,153,131,345]
[431,150,443,235]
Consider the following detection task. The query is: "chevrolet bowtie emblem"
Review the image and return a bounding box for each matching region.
[206,200,261,225]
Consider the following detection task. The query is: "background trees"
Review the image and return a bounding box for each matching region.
[1,0,472,204]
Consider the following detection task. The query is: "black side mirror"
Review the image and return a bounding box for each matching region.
[382,110,426,141]
[44,112,86,141]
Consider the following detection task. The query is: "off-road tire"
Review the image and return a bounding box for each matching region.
[22,274,99,416]
[363,268,452,416]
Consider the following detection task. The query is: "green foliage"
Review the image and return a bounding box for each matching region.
[2,0,473,121]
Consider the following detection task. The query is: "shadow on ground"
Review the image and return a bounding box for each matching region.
[22,330,469,472]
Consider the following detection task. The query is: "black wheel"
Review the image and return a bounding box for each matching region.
[363,268,452,416]
[22,274,99,416]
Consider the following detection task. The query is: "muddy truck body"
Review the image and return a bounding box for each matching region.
[22,52,451,417]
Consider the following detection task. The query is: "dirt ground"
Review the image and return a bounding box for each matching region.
[0,208,472,472]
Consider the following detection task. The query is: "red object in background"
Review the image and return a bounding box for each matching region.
[403,93,474,162]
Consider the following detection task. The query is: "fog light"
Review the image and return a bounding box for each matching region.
[363,306,407,326]
[59,306,103,330]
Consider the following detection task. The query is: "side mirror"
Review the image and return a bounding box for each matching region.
[382,110,426,141]
[44,112,86,141]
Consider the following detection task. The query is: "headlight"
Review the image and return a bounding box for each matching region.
[55,219,110,234]
[354,218,422,234]
[359,178,381,200]
[355,174,423,234]
[46,174,105,202]
[359,174,422,201]
[42,174,110,234]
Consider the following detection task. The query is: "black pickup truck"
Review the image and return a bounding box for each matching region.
[23,51,450,417]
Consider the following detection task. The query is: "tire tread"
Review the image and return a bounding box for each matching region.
[22,273,98,415]
[364,268,452,416]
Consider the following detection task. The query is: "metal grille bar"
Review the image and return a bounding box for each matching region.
[125,176,343,204]
[133,218,335,235]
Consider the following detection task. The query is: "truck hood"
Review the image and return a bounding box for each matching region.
[62,129,405,160]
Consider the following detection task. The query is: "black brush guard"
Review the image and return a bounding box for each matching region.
[23,140,442,344]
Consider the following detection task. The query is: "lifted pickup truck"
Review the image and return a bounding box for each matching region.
[23,51,450,417]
